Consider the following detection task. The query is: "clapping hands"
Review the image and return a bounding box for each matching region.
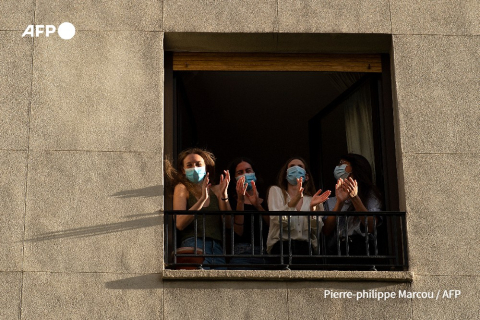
[310,188,331,208]
[335,177,358,203]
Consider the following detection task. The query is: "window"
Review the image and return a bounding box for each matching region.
[163,52,407,272]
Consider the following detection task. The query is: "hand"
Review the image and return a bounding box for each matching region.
[343,177,358,198]
[201,172,211,201]
[310,189,331,208]
[219,170,230,198]
[293,178,304,201]
[236,176,247,202]
[335,178,349,203]
[245,180,262,209]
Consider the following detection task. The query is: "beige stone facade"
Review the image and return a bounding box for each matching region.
[1,1,479,319]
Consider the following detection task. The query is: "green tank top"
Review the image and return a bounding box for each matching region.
[180,191,222,243]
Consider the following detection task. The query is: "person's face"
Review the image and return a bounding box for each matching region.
[338,159,353,174]
[183,154,205,173]
[287,159,309,181]
[235,161,254,178]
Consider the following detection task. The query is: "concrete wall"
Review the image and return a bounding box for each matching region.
[1,1,478,319]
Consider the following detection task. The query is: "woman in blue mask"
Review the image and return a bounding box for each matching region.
[226,157,269,268]
[165,148,231,268]
[266,157,331,265]
[323,153,382,269]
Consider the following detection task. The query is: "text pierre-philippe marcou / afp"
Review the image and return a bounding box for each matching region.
[324,289,461,301]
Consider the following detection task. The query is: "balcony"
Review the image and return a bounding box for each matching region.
[164,211,408,272]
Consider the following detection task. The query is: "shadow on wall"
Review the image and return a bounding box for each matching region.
[111,185,164,198]
[24,185,164,242]
[105,274,163,290]
[24,212,162,242]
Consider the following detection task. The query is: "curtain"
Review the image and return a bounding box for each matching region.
[329,73,376,180]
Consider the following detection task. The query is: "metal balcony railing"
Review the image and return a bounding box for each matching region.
[164,211,408,271]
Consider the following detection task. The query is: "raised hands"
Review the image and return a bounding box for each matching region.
[288,177,304,209]
[236,175,248,202]
[343,177,358,198]
[335,178,350,203]
[310,188,331,209]
[244,180,263,210]
[293,177,304,200]
[201,172,211,201]
[219,170,230,199]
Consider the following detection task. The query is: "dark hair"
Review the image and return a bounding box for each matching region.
[164,148,216,195]
[227,157,260,199]
[340,153,382,207]
[270,156,316,205]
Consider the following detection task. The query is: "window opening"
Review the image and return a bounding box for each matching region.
[164,52,406,271]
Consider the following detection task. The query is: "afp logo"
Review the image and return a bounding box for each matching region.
[22,22,75,40]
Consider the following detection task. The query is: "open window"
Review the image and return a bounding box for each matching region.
[164,52,407,271]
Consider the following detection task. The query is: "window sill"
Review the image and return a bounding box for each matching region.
[162,270,413,282]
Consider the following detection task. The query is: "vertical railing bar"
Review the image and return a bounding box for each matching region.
[393,213,399,267]
[251,213,255,255]
[222,213,226,256]
[336,216,341,256]
[365,215,369,257]
[165,212,169,265]
[308,214,312,256]
[194,213,198,256]
[202,213,206,259]
[401,213,409,269]
[316,215,321,255]
[345,215,349,256]
[231,214,235,258]
[373,214,378,256]
[279,215,284,265]
[259,214,264,258]
[288,215,292,266]
[173,213,177,264]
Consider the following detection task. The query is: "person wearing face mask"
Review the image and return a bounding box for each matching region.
[323,153,383,269]
[266,157,331,265]
[165,148,231,268]
[226,157,269,268]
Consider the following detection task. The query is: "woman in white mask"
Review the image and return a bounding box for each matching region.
[165,148,231,268]
[323,153,382,269]
[266,157,330,265]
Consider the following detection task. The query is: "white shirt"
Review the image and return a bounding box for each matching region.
[266,186,324,253]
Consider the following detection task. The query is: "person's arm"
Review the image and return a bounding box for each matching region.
[174,179,209,230]
[268,186,296,229]
[288,178,304,209]
[215,170,232,212]
[309,189,331,211]
[342,177,379,232]
[323,179,349,235]
[232,177,247,236]
[244,181,265,211]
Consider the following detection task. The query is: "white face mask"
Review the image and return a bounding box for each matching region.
[334,164,349,180]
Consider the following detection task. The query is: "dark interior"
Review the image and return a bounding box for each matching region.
[174,71,358,197]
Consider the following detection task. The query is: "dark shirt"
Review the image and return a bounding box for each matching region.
[230,198,268,247]
[179,191,222,243]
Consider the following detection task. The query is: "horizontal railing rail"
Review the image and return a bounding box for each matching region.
[164,210,408,271]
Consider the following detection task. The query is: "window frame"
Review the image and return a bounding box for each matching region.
[162,51,408,278]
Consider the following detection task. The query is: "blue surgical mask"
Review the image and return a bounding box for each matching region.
[286,166,306,185]
[236,172,257,191]
[334,164,349,180]
[185,166,206,184]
